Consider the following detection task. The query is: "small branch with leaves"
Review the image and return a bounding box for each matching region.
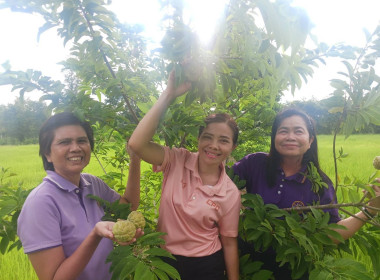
[282,198,380,227]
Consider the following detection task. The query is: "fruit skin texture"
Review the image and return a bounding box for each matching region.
[373,156,380,170]
[112,219,136,242]
[128,211,146,229]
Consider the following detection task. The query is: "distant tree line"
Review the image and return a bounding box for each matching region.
[288,98,380,135]
[1,96,378,146]
[0,98,50,145]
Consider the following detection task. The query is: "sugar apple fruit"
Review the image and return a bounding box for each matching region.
[127,211,146,229]
[373,156,380,170]
[183,60,202,82]
[112,219,136,242]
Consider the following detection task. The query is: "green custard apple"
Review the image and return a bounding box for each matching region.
[373,156,380,170]
[127,211,146,229]
[112,219,136,242]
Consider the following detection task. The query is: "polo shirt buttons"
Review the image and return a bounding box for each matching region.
[279,184,283,188]
[75,189,80,194]
[278,191,281,194]
[192,196,196,200]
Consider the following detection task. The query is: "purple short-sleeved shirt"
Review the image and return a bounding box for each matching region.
[17,171,121,280]
[233,152,340,223]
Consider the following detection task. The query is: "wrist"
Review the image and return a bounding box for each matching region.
[159,90,176,104]
[91,226,103,241]
[361,207,377,220]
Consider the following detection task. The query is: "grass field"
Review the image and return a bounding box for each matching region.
[317,134,380,182]
[0,134,379,279]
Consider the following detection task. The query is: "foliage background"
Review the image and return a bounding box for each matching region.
[0,0,380,279]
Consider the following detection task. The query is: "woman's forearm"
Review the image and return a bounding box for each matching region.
[121,154,141,210]
[128,92,172,165]
[128,71,191,165]
[220,236,239,280]
[29,226,105,280]
[335,211,369,241]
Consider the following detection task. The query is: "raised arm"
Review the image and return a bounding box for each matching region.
[120,144,141,210]
[128,71,191,165]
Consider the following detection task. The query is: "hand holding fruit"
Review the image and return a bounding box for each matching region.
[112,211,146,245]
[163,70,192,101]
[364,157,380,218]
[367,178,380,215]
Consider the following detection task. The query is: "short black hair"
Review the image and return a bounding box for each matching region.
[39,112,94,171]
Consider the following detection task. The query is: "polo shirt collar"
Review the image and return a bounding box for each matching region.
[44,170,91,192]
[184,152,227,197]
[277,164,308,183]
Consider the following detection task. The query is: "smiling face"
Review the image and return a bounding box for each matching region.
[274,115,314,161]
[45,125,91,185]
[197,122,236,167]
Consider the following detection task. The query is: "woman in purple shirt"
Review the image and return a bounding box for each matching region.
[17,112,143,280]
[233,107,380,279]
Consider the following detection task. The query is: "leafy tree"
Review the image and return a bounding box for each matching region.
[0,98,49,144]
[1,0,380,279]
[284,99,334,135]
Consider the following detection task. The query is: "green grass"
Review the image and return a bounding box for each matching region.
[0,145,46,189]
[317,134,380,182]
[0,247,37,280]
[1,134,379,278]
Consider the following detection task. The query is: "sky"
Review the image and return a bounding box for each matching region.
[0,0,380,105]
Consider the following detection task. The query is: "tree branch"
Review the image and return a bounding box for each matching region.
[282,202,380,227]
[79,3,140,124]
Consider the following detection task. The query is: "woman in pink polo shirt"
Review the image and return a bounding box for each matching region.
[128,71,241,280]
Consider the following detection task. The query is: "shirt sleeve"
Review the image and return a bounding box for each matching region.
[84,174,121,203]
[153,146,190,172]
[152,146,172,173]
[233,153,267,194]
[218,186,241,237]
[17,191,62,254]
[232,155,251,181]
[153,146,191,175]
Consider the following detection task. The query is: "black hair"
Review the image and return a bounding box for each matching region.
[266,107,332,190]
[39,112,94,171]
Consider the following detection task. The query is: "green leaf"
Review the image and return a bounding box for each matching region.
[150,259,180,280]
[134,261,155,280]
[0,237,9,254]
[110,255,138,280]
[252,269,273,280]
[328,107,344,114]
[152,267,170,280]
[145,248,176,259]
[314,233,334,245]
[285,216,299,230]
[246,229,263,242]
[137,232,167,246]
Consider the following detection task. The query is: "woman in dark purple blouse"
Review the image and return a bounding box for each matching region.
[233,107,380,279]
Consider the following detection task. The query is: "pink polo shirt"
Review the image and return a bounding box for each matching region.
[153,146,241,257]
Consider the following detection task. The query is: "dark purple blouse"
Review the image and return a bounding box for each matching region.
[233,152,340,223]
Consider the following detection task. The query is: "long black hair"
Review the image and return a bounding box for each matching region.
[266,108,331,188]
